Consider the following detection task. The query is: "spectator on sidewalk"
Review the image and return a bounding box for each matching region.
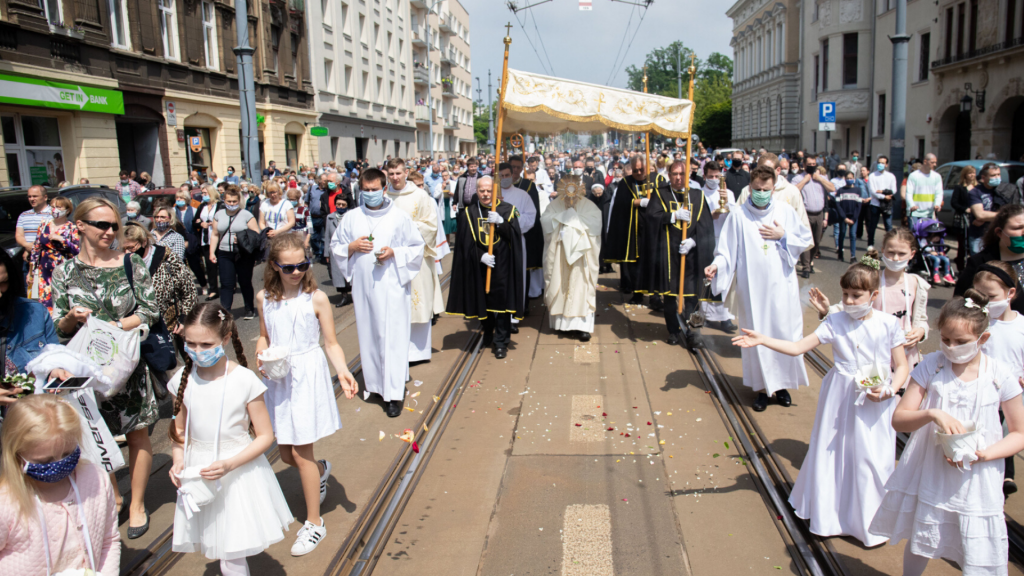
[906,153,944,228]
[14,185,52,274]
[866,156,897,250]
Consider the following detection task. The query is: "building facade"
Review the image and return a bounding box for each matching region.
[728,0,802,153]
[0,0,318,189]
[306,0,416,166]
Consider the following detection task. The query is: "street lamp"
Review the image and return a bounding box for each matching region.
[960,93,972,113]
[962,82,986,114]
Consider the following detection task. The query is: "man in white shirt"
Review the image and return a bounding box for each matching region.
[906,153,944,228]
[866,156,897,251]
[15,185,53,271]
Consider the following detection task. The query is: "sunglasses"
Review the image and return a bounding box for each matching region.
[276,260,311,274]
[83,220,120,232]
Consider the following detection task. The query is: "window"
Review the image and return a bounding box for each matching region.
[968,0,978,53]
[344,65,353,95]
[945,7,953,60]
[842,33,858,87]
[359,14,366,44]
[376,77,382,101]
[43,0,63,26]
[321,0,331,25]
[877,93,886,135]
[374,23,380,51]
[389,81,395,105]
[341,2,349,34]
[361,71,369,99]
[325,59,334,90]
[821,38,829,91]
[291,33,299,79]
[918,33,930,81]
[285,134,298,169]
[387,31,393,57]
[398,39,404,62]
[2,115,64,187]
[813,55,820,98]
[159,0,179,61]
[108,0,130,49]
[956,2,965,56]
[917,138,925,161]
[202,1,219,70]
[270,25,281,72]
[1007,0,1017,42]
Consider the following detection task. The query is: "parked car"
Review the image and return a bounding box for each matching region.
[57,184,127,217]
[935,161,1024,228]
[0,186,58,259]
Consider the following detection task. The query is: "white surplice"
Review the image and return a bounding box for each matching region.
[541,195,602,333]
[499,185,537,322]
[387,182,439,361]
[331,200,424,401]
[702,182,737,322]
[710,200,812,395]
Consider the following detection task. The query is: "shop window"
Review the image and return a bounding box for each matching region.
[285,134,298,169]
[185,127,213,178]
[159,0,180,61]
[202,1,219,70]
[108,0,130,49]
[2,115,64,187]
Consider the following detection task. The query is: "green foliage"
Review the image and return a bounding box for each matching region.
[474,101,494,149]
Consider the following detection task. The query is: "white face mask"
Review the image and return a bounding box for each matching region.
[499,177,513,189]
[881,255,909,272]
[845,301,874,319]
[573,168,584,176]
[706,179,719,190]
[987,298,1011,318]
[940,339,982,364]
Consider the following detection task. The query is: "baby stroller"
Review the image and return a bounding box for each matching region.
[912,219,955,286]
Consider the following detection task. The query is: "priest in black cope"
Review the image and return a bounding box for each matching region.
[446,175,525,359]
[642,160,715,349]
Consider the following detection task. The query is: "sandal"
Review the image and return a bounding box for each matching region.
[126,509,150,540]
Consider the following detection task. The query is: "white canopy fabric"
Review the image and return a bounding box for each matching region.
[500,68,694,138]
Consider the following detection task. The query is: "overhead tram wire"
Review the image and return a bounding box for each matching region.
[527,7,556,77]
[603,2,637,86]
[607,2,651,87]
[511,9,552,76]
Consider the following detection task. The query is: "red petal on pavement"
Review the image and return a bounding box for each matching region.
[607,427,614,431]
[602,412,607,417]
[412,442,420,453]
[625,433,631,437]
[647,421,652,425]
[574,423,582,427]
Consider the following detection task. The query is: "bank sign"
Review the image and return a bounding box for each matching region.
[0,73,124,115]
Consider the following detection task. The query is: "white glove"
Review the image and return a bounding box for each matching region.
[639,198,650,208]
[679,238,696,255]
[673,208,691,223]
[487,211,504,224]
[480,253,496,268]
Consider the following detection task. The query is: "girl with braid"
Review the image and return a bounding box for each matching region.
[167,303,292,576]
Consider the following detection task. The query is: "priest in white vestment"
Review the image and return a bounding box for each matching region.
[497,163,537,331]
[705,166,812,412]
[699,161,738,331]
[541,178,602,341]
[385,159,440,363]
[331,168,425,418]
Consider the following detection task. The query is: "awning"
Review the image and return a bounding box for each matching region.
[500,69,693,138]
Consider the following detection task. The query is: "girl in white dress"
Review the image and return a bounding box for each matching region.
[973,261,1024,497]
[734,261,910,546]
[869,292,1024,576]
[255,233,358,556]
[168,302,292,576]
[872,228,931,367]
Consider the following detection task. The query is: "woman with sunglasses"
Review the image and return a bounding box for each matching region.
[209,186,262,320]
[50,197,160,540]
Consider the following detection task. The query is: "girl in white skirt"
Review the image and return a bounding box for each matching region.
[168,302,292,576]
[256,233,359,556]
[869,292,1024,576]
[734,260,910,546]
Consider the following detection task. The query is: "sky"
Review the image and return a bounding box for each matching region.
[456,0,733,97]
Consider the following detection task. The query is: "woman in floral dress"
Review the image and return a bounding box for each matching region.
[27,196,79,317]
[51,197,160,540]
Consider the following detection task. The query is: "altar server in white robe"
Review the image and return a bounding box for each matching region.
[700,161,738,331]
[705,165,812,412]
[541,177,602,341]
[331,168,425,418]
[385,158,439,362]
[497,162,537,332]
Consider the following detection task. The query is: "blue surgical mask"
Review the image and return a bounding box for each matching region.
[990,177,1002,187]
[363,188,385,207]
[290,200,299,207]
[876,163,885,172]
[185,344,227,368]
[23,445,80,483]
[328,182,338,191]
[127,211,138,219]
[724,159,732,169]
[227,170,234,175]
[845,179,855,187]
[202,195,210,203]
[176,199,186,208]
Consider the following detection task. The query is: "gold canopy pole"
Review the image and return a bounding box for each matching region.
[642,66,651,198]
[678,55,697,315]
[486,23,512,294]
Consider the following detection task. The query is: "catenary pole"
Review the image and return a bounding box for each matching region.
[233,0,260,184]
[889,0,910,220]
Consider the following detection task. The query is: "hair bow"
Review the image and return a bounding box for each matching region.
[963,298,990,315]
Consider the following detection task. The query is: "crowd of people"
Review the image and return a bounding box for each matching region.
[0,142,1024,576]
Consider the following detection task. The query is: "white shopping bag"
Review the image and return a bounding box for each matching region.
[66,316,145,398]
[67,388,126,473]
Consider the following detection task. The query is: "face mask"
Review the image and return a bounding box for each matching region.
[706,179,719,190]
[328,182,338,191]
[1006,232,1024,254]
[176,199,187,208]
[202,195,210,203]
[500,177,513,189]
[290,200,299,207]
[185,344,227,368]
[53,209,66,219]
[584,167,594,174]
[23,445,81,483]
[805,165,817,173]
[876,163,885,172]
[155,221,170,231]
[845,179,855,187]
[990,177,1003,187]
[363,188,385,208]
[881,255,909,272]
[120,180,130,186]
[845,301,874,319]
[225,204,240,213]
[987,298,1011,318]
[724,159,732,169]
[227,170,233,175]
[852,156,859,161]
[572,168,584,176]
[790,167,798,174]
[940,339,981,364]
[126,212,137,219]
[751,189,772,208]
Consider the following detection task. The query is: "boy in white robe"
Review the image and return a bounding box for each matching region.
[700,161,737,331]
[705,166,812,412]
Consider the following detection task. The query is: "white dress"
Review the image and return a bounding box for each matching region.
[869,352,1022,575]
[789,311,905,547]
[170,365,293,560]
[983,313,1024,379]
[261,290,342,445]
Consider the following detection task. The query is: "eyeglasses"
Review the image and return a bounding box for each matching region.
[82,220,120,232]
[276,260,311,274]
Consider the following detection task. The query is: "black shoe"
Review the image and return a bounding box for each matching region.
[126,509,150,540]
[775,389,792,407]
[801,269,810,279]
[510,324,520,334]
[752,393,769,412]
[385,400,403,418]
[649,300,664,312]
[482,332,494,347]
[666,333,681,345]
[494,346,508,359]
[1006,479,1019,497]
[720,320,738,333]
[431,314,439,326]
[837,250,845,262]
[243,309,257,320]
[629,294,643,305]
[578,331,591,342]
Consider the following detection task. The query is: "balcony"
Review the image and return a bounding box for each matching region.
[415,105,432,124]
[440,77,455,98]
[413,66,429,85]
[439,14,455,35]
[444,115,457,130]
[931,35,1024,71]
[440,48,454,66]
[411,26,428,47]
[411,0,428,7]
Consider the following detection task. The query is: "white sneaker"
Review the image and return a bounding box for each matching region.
[318,460,331,504]
[291,519,326,556]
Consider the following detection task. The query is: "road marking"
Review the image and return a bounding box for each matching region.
[570,395,604,442]
[561,504,613,576]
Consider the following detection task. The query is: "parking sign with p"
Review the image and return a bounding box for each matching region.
[819,102,836,131]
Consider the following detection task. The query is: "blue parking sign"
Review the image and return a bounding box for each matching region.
[819,102,836,131]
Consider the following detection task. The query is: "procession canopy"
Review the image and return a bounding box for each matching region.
[500,68,694,138]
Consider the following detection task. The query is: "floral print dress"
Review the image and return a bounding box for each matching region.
[51,254,161,436]
[27,220,79,317]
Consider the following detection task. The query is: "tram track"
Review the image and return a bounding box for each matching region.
[121,270,476,576]
[804,347,1024,569]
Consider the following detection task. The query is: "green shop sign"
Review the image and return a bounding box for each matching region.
[310,126,329,137]
[0,73,123,114]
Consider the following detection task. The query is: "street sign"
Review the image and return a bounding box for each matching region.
[0,72,124,114]
[579,0,592,10]
[165,101,176,126]
[189,135,202,153]
[818,101,836,131]
[310,126,329,137]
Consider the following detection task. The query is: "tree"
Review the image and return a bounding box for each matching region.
[473,101,493,150]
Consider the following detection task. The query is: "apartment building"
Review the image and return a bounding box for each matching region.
[0,0,318,188]
[307,0,416,165]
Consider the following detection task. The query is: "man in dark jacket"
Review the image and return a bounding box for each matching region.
[724,150,749,197]
[455,157,482,210]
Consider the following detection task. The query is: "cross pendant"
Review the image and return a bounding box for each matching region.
[368,234,375,242]
[762,243,769,255]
